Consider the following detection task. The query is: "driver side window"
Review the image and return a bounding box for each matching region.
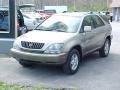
[81,16,95,33]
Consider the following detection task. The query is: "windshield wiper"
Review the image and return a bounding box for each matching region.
[35,28,54,31]
[35,28,45,30]
[55,29,66,32]
[35,28,66,32]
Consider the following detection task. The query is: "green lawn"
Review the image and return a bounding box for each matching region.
[0,82,78,90]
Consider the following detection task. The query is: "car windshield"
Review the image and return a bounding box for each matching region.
[20,7,35,12]
[36,15,81,33]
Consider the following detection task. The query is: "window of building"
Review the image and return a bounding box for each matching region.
[0,0,9,33]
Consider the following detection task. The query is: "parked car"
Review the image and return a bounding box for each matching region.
[0,7,27,36]
[22,13,41,30]
[19,4,44,30]
[44,9,56,18]
[11,12,112,74]
[37,9,56,20]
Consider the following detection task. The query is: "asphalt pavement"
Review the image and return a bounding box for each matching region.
[0,22,120,90]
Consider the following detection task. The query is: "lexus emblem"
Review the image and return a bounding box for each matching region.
[29,43,33,47]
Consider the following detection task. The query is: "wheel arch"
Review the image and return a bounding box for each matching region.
[70,45,83,58]
[106,35,111,45]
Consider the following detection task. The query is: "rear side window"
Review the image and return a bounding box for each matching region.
[92,15,105,28]
[99,15,110,24]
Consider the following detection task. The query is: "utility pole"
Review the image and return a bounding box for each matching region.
[9,0,17,38]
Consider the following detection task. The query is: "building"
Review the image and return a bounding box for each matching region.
[111,0,120,21]
[0,0,16,54]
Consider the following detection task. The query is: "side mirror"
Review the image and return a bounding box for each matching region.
[84,26,92,32]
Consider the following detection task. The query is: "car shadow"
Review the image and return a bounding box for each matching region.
[16,52,107,76]
[10,51,120,88]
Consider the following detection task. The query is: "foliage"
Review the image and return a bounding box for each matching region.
[0,82,78,90]
[68,1,109,12]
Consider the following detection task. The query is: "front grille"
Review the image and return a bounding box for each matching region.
[21,41,44,49]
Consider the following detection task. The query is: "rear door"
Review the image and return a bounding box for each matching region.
[91,15,106,48]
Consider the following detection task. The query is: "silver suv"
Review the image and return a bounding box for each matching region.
[11,12,112,74]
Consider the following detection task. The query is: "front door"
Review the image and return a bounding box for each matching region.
[81,15,97,54]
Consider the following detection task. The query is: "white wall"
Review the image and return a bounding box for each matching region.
[44,6,67,13]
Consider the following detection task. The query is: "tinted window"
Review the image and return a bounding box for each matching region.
[92,15,104,28]
[81,16,95,32]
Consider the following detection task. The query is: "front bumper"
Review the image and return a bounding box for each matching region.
[10,48,67,64]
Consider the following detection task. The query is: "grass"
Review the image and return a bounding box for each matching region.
[0,82,78,90]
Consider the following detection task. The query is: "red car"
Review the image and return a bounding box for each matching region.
[36,9,56,20]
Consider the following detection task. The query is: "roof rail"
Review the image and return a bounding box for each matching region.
[87,11,104,15]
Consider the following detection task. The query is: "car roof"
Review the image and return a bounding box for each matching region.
[54,12,99,17]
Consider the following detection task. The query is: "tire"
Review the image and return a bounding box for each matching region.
[99,39,111,57]
[18,59,33,67]
[63,49,81,75]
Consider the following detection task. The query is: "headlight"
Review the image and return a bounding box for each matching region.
[13,40,20,49]
[44,43,64,54]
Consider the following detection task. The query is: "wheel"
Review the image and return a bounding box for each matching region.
[18,59,33,67]
[99,39,111,57]
[63,49,81,75]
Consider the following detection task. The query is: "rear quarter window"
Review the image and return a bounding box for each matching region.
[99,15,110,24]
[92,15,105,28]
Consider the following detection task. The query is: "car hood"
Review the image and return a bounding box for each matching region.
[19,30,76,43]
